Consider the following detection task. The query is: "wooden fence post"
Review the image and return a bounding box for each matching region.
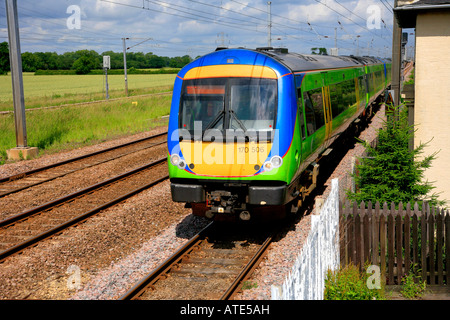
[388,202,395,284]
[379,201,386,283]
[363,205,370,265]
[355,205,362,271]
[412,202,419,270]
[421,203,428,283]
[338,199,449,287]
[429,206,435,285]
[404,202,411,275]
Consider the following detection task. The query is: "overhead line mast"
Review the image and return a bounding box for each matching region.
[122,37,129,96]
[267,1,272,47]
[5,0,38,160]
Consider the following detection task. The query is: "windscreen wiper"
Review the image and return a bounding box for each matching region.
[203,110,225,131]
[229,109,248,132]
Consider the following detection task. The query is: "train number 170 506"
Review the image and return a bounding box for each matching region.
[238,146,265,153]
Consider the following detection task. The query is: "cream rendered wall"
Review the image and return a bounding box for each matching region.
[414,12,450,204]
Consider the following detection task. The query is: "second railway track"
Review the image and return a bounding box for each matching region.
[0,157,169,262]
[0,131,167,198]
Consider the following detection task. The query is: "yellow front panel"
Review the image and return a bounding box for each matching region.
[183,65,278,80]
[179,141,272,177]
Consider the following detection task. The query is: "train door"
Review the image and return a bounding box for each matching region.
[321,72,332,140]
[295,75,304,167]
[322,86,332,139]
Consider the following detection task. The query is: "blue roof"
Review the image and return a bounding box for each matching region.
[182,47,383,75]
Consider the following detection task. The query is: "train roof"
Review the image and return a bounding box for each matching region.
[253,47,384,72]
[215,47,385,73]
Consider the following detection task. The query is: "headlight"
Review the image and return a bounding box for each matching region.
[263,156,283,172]
[170,154,186,170]
[270,155,283,168]
[263,161,273,171]
[170,154,180,166]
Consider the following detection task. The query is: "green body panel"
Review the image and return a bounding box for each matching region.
[296,62,387,182]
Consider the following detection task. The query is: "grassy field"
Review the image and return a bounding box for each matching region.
[0,73,176,111]
[0,73,174,164]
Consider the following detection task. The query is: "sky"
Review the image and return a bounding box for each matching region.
[0,0,414,59]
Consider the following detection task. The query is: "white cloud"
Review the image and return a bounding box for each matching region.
[0,0,397,58]
[287,1,335,24]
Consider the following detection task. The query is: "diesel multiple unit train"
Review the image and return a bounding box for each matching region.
[167,47,391,221]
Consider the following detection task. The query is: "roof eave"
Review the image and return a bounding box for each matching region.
[394,4,450,28]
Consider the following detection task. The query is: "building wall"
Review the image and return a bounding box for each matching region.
[415,12,450,204]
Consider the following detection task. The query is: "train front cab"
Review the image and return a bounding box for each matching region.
[168,53,298,221]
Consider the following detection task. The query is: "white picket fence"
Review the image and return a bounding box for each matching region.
[271,178,340,300]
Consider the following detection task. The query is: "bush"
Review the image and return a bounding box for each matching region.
[34,69,77,75]
[324,264,385,300]
[400,264,426,299]
[347,105,445,208]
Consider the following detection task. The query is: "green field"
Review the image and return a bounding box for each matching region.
[0,73,176,111]
[0,73,175,164]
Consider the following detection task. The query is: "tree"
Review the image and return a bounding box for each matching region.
[72,55,98,74]
[22,52,39,72]
[347,106,445,208]
[311,47,328,55]
[147,53,165,68]
[0,42,10,75]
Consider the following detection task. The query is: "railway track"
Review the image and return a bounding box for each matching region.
[120,222,274,300]
[0,131,167,198]
[0,157,169,262]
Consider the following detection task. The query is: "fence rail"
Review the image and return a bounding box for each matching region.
[340,200,450,285]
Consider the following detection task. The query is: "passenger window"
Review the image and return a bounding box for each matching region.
[329,79,356,118]
[303,88,325,136]
[358,76,366,107]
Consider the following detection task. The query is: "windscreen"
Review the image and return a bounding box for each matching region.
[179,78,226,133]
[229,78,277,132]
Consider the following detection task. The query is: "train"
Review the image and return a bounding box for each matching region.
[167,47,391,222]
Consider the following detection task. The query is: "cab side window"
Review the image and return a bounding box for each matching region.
[297,88,306,140]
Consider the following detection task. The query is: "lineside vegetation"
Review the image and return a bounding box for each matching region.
[347,105,446,208]
[0,91,171,165]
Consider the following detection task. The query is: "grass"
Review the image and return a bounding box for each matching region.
[324,264,385,300]
[399,265,427,299]
[0,73,176,111]
[0,72,176,165]
[0,92,172,165]
[404,68,415,85]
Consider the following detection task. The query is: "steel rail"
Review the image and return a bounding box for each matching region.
[119,223,274,301]
[0,157,167,228]
[0,140,166,199]
[119,222,214,300]
[220,233,274,300]
[0,131,167,184]
[0,159,168,262]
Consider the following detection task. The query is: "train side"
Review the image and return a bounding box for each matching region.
[167,48,390,221]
